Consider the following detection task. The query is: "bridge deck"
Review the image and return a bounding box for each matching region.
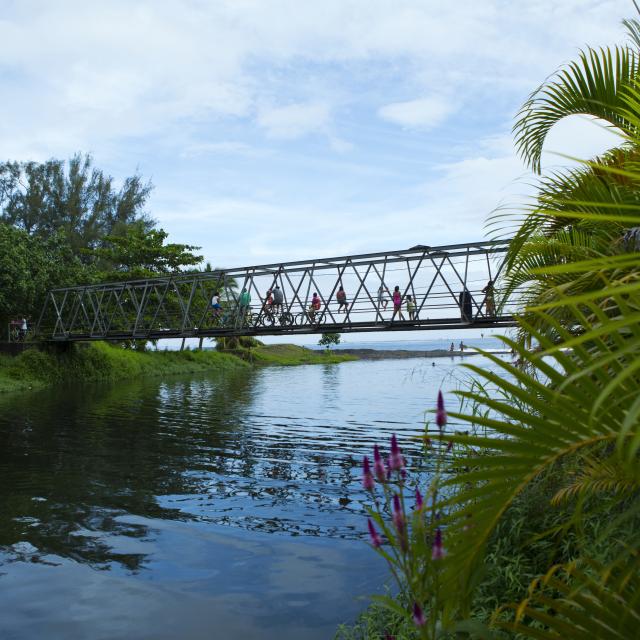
[36,240,517,341]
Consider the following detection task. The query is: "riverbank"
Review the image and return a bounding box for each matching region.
[0,342,356,394]
[0,343,249,394]
[233,343,358,365]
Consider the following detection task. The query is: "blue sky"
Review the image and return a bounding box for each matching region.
[0,1,631,343]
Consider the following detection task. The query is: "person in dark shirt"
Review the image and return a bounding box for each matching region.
[336,286,348,313]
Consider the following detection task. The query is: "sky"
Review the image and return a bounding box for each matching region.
[0,0,632,344]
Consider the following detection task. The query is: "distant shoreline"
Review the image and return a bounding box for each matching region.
[329,348,511,360]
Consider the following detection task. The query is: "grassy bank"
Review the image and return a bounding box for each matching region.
[242,343,357,365]
[0,342,249,394]
[0,341,355,394]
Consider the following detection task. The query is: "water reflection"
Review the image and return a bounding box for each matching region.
[0,356,508,638]
[0,360,453,573]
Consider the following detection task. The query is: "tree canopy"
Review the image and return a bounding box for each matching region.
[0,154,206,331]
[0,223,85,327]
[92,224,203,280]
[0,153,153,255]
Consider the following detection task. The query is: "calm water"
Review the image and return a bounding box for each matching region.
[0,354,503,639]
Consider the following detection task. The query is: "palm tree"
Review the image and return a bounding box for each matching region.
[436,18,640,639]
[491,34,640,340]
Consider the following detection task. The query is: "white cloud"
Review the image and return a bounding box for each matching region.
[378,96,455,129]
[256,103,330,139]
[179,141,271,158]
[0,0,630,159]
[540,115,623,169]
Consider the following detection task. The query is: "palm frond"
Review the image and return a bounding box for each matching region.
[513,46,639,172]
[551,454,640,505]
[495,553,640,639]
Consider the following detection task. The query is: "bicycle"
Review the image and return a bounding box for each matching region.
[210,306,254,329]
[258,307,295,327]
[295,309,325,327]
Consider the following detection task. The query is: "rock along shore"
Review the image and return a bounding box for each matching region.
[332,348,511,360]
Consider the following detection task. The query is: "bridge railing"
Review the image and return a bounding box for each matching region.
[35,240,519,340]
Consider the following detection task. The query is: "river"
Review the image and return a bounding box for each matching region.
[0,350,507,639]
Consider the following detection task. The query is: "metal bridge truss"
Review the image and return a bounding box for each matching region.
[36,240,517,341]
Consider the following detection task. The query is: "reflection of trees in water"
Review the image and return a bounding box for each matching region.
[0,369,256,571]
[321,363,341,406]
[0,368,428,571]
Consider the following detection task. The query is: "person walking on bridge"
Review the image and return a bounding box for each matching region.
[391,286,404,321]
[406,295,416,320]
[482,280,496,317]
[239,288,251,321]
[336,286,348,314]
[377,285,389,311]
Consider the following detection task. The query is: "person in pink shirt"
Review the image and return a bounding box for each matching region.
[391,286,404,321]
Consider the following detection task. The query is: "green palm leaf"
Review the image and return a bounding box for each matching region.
[513,46,638,172]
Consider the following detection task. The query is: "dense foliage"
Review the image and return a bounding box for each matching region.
[92,223,202,281]
[0,155,204,333]
[0,224,85,327]
[340,13,640,640]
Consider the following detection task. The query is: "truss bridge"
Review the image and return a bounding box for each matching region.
[35,240,517,341]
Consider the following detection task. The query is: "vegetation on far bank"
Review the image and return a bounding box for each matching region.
[251,343,355,365]
[215,335,355,365]
[0,342,249,394]
[0,339,355,394]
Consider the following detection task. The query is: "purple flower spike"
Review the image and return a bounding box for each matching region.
[412,602,426,627]
[446,441,453,452]
[362,456,375,491]
[367,518,382,548]
[392,494,405,533]
[373,445,387,482]
[432,527,446,560]
[415,487,424,510]
[436,390,447,430]
[389,434,405,471]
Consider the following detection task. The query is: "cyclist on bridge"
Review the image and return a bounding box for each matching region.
[211,292,222,317]
[272,285,284,311]
[309,292,321,321]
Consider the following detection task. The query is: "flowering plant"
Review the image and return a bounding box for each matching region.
[361,392,451,639]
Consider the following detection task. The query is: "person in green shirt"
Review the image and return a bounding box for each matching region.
[239,287,251,311]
